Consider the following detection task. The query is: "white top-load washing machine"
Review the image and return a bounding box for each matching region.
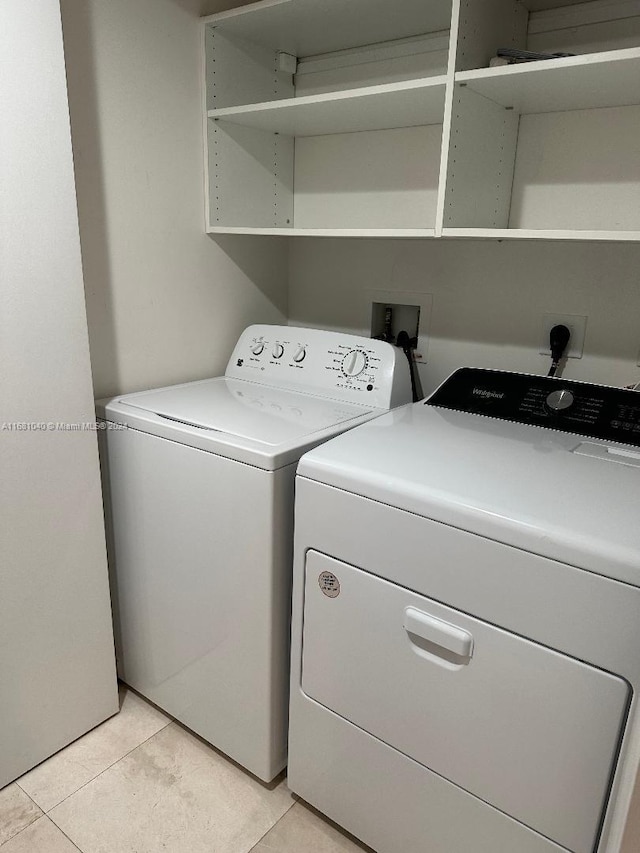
[288,368,640,853]
[97,325,410,782]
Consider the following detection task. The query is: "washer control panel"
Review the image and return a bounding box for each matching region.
[428,368,640,447]
[226,325,411,409]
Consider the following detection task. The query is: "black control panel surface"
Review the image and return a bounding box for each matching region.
[427,368,640,447]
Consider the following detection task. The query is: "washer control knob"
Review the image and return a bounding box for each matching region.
[293,347,307,363]
[341,349,368,377]
[251,342,265,356]
[545,389,575,413]
[273,343,285,359]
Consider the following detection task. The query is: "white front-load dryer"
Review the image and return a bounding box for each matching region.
[288,368,640,853]
[97,325,411,782]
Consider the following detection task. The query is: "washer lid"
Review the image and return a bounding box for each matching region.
[117,377,373,445]
[297,401,640,588]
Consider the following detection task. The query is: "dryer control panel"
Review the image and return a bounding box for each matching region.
[428,368,640,446]
[225,325,412,410]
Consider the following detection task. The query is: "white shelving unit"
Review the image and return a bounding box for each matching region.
[201,0,640,241]
[443,0,640,239]
[202,0,452,236]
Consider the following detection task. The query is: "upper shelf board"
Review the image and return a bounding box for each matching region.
[524,0,593,9]
[456,48,640,114]
[209,78,447,137]
[202,0,452,57]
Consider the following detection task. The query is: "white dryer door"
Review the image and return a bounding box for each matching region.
[301,551,630,853]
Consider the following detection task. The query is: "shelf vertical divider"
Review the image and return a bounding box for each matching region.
[201,21,212,230]
[444,84,519,229]
[435,0,462,237]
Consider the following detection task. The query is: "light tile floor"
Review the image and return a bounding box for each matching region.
[0,686,372,853]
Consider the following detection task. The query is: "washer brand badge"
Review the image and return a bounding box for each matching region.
[472,387,505,400]
[318,570,340,598]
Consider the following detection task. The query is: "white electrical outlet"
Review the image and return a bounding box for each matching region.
[539,313,587,359]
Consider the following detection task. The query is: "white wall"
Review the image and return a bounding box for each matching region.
[60,0,288,399]
[0,0,117,785]
[289,238,640,396]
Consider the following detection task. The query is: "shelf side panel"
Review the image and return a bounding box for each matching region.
[208,122,293,228]
[443,86,519,228]
[509,105,640,231]
[293,126,442,229]
[205,26,294,110]
[455,0,528,72]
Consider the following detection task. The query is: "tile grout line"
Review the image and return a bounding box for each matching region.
[44,817,84,853]
[12,790,83,852]
[42,719,173,817]
[246,795,299,853]
[12,783,41,816]
[2,784,43,845]
[0,815,41,849]
[13,719,297,852]
[12,782,41,814]
[246,813,284,852]
[0,787,42,850]
[0,812,84,853]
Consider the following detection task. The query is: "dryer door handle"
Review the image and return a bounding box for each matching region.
[404,607,474,660]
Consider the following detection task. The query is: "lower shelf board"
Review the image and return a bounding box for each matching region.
[442,228,640,242]
[207,227,437,238]
[208,226,640,242]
